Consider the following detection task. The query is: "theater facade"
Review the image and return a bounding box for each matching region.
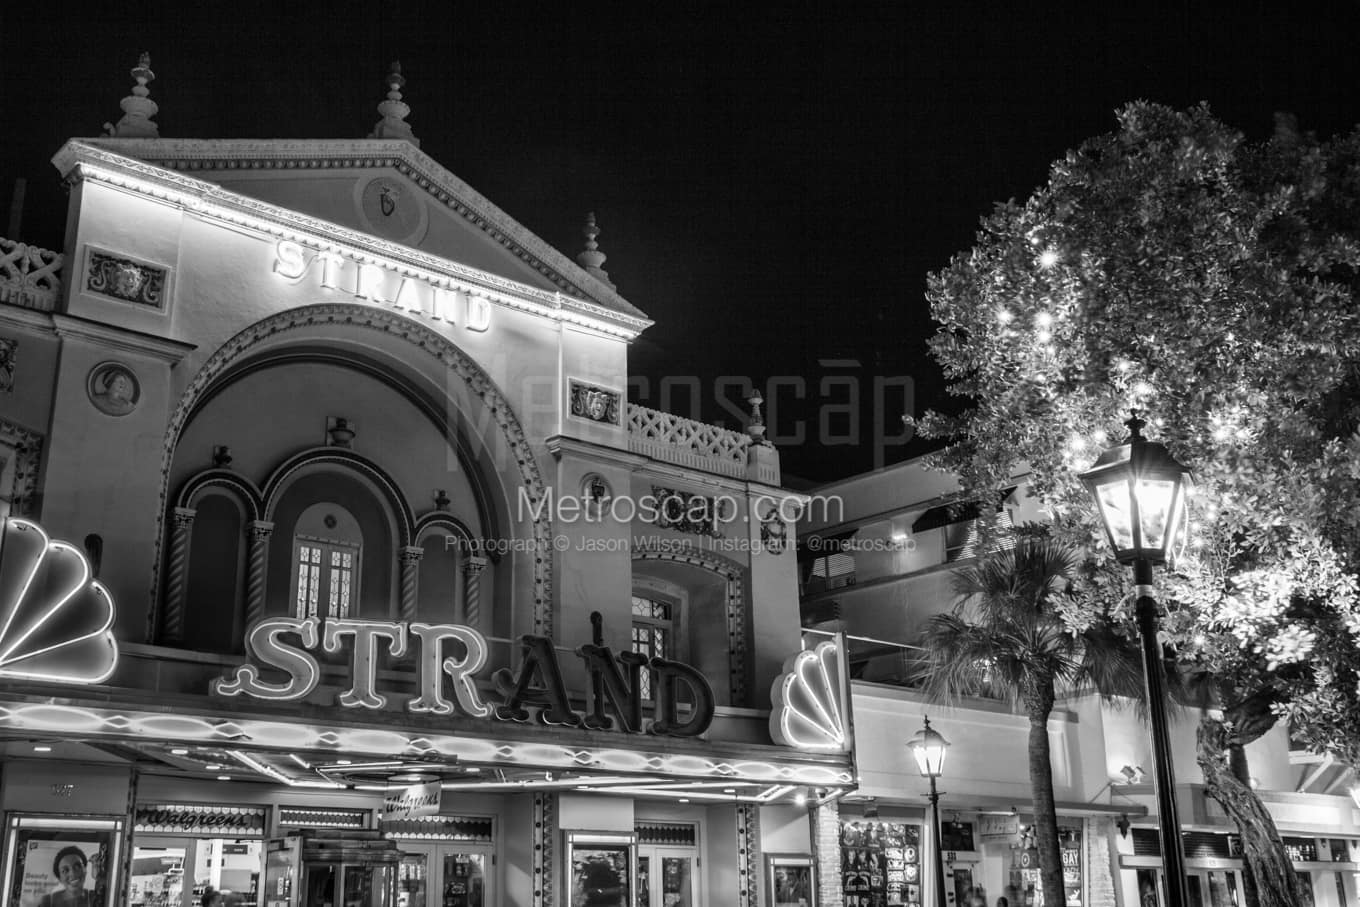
[0,66,853,907]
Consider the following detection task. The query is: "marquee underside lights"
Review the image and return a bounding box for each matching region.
[0,702,853,786]
[0,518,119,684]
[769,641,849,752]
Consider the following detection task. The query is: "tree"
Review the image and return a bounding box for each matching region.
[914,528,1145,907]
[913,102,1360,906]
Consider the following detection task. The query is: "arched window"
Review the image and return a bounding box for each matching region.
[182,492,246,650]
[416,529,462,622]
[290,503,363,620]
[630,585,686,700]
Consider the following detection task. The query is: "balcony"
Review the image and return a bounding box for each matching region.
[626,403,778,484]
[0,237,63,312]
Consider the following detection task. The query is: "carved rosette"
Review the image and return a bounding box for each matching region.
[86,249,167,308]
[568,380,621,425]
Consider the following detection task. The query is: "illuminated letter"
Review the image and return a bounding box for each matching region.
[393,276,426,315]
[407,623,490,717]
[648,657,715,737]
[491,635,580,726]
[273,241,308,279]
[430,286,458,322]
[322,619,407,709]
[355,263,390,303]
[318,251,347,291]
[212,617,320,701]
[466,294,491,332]
[576,644,647,732]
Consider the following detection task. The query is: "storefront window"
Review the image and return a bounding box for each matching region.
[840,819,921,906]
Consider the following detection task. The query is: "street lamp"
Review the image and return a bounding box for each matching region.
[909,716,950,907]
[1080,411,1192,907]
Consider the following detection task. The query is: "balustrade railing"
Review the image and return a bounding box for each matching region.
[0,237,63,312]
[626,403,751,478]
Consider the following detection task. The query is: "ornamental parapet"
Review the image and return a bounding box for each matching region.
[0,237,62,312]
[627,403,779,484]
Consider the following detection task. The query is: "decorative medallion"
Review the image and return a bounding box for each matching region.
[757,500,788,554]
[358,176,428,244]
[651,486,726,537]
[0,337,16,393]
[85,248,167,308]
[769,641,847,752]
[86,362,141,417]
[0,517,119,684]
[568,380,621,425]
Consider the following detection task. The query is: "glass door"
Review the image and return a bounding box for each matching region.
[439,850,489,907]
[130,840,187,907]
[397,853,426,907]
[636,847,697,907]
[1187,869,1241,907]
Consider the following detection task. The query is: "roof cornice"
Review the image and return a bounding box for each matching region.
[52,139,653,339]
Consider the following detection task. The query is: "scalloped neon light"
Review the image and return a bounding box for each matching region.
[769,641,847,752]
[0,518,118,684]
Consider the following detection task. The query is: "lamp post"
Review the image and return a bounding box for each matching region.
[1080,412,1192,907]
[909,716,950,907]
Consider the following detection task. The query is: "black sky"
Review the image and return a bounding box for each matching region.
[3,2,1359,482]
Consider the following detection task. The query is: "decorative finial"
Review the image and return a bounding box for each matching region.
[434,489,451,510]
[575,212,615,288]
[103,51,160,138]
[368,60,420,147]
[746,390,769,445]
[1125,410,1147,441]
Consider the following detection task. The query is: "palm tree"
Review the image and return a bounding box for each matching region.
[913,528,1145,907]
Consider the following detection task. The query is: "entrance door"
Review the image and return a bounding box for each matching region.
[636,846,697,907]
[1186,869,1242,907]
[396,845,493,907]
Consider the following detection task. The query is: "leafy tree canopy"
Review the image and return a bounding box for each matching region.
[913,101,1360,760]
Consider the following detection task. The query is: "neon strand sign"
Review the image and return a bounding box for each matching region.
[272,240,491,332]
[212,616,715,738]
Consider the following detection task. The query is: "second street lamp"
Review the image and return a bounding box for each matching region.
[1079,411,1192,907]
[908,716,949,907]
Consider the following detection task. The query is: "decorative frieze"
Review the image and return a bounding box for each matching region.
[569,380,621,425]
[86,362,142,417]
[0,338,15,393]
[650,485,727,537]
[86,248,167,308]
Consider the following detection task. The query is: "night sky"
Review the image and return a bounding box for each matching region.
[3,3,1359,482]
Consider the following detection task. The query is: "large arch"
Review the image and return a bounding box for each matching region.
[149,303,554,641]
[632,543,751,706]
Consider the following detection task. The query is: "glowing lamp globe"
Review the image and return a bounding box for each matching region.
[908,716,949,778]
[1079,413,1192,566]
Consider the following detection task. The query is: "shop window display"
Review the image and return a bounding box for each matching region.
[840,820,920,907]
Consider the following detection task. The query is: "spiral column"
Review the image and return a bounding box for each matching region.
[244,521,274,625]
[399,546,423,622]
[161,507,196,642]
[463,556,488,630]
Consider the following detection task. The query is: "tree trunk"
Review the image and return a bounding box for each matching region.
[1025,681,1067,907]
[1196,716,1307,907]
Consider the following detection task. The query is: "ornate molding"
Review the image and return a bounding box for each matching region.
[0,238,62,312]
[85,247,168,309]
[55,141,653,336]
[533,792,555,907]
[0,418,44,517]
[150,303,553,641]
[650,485,727,538]
[567,379,621,425]
[0,337,15,393]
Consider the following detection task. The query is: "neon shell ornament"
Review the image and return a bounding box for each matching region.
[769,641,847,752]
[0,518,119,683]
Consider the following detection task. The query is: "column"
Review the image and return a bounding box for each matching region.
[463,555,488,630]
[399,546,423,622]
[812,799,845,907]
[161,507,195,642]
[244,521,274,626]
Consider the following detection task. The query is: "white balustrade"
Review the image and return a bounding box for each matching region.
[0,237,63,312]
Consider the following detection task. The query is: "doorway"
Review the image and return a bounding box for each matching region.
[636,846,698,907]
[1186,868,1242,907]
[396,844,493,907]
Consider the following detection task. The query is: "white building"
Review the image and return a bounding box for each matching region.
[799,457,1360,907]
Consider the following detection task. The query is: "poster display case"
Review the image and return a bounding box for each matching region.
[2,815,125,907]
